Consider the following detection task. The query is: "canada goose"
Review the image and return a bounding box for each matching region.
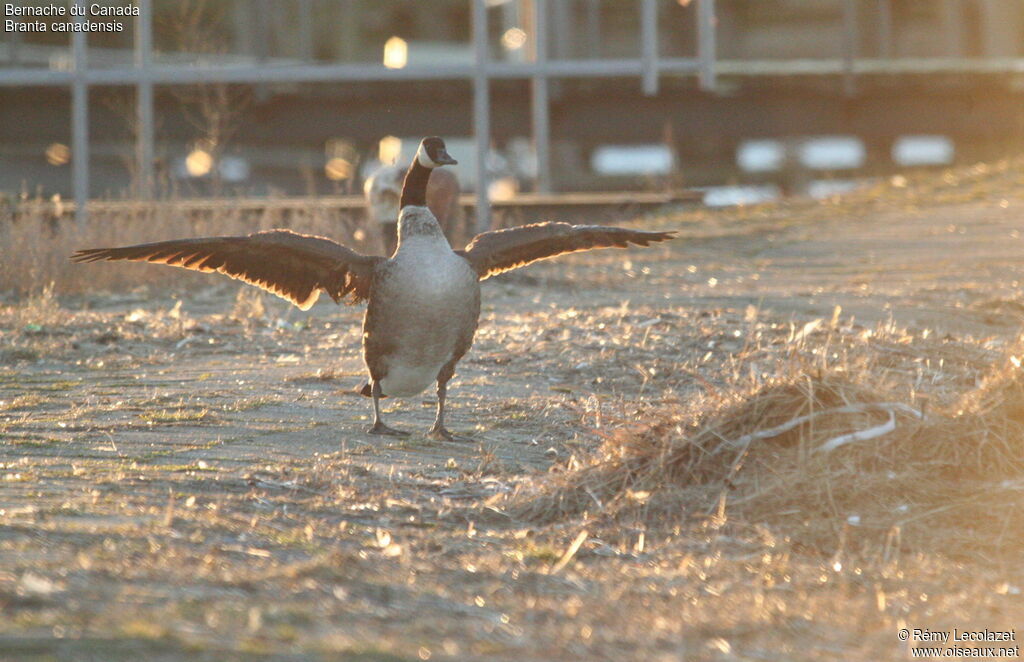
[364,162,466,253]
[71,137,675,440]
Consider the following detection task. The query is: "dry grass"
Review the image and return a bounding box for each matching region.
[514,328,1024,562]
[4,163,1024,659]
[7,282,67,327]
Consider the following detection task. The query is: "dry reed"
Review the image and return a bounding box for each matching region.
[516,337,1024,561]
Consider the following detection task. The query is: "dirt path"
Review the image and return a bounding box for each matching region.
[2,192,1023,660]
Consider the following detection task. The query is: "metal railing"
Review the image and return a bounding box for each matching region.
[0,0,715,230]
[2,0,1023,230]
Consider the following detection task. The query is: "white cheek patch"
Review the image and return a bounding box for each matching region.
[417,147,438,168]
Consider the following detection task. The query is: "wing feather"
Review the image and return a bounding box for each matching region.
[71,229,381,310]
[460,222,676,280]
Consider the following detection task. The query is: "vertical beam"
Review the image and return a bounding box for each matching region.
[230,2,248,54]
[550,0,572,59]
[253,0,271,101]
[8,27,22,65]
[472,0,491,232]
[979,0,1020,57]
[339,0,359,62]
[841,0,857,96]
[876,0,892,58]
[71,0,89,226]
[585,0,601,58]
[531,0,551,193]
[640,0,658,96]
[940,0,964,57]
[503,1,521,61]
[255,0,270,62]
[298,0,314,62]
[135,0,154,199]
[697,0,716,91]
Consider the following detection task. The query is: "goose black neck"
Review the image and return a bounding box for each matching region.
[399,159,431,209]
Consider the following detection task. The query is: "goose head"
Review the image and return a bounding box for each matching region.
[416,136,457,168]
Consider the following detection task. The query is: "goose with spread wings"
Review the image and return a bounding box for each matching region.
[72,137,675,440]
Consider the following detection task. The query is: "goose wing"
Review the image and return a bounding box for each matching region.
[71,229,381,310]
[459,222,676,280]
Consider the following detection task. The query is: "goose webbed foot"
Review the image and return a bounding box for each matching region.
[367,421,410,437]
[428,379,472,441]
[367,380,408,437]
[428,425,473,443]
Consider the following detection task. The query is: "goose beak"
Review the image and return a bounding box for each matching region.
[434,148,457,166]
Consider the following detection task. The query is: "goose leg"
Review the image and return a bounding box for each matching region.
[428,380,455,441]
[367,380,409,437]
[429,376,471,442]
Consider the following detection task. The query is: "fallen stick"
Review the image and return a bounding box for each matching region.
[549,529,589,575]
[717,402,922,455]
[817,408,896,453]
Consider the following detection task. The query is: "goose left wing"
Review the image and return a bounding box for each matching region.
[71,229,381,310]
[458,222,676,280]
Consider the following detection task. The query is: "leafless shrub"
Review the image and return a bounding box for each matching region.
[162,0,252,197]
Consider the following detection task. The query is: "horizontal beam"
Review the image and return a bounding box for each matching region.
[17,190,700,216]
[3,56,1023,88]
[714,56,1024,76]
[0,58,701,87]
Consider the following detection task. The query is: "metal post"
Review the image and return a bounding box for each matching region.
[550,0,572,60]
[640,0,658,95]
[71,0,88,226]
[876,0,893,58]
[531,0,551,193]
[135,0,154,199]
[339,0,358,62]
[979,0,1018,57]
[253,0,270,101]
[472,0,491,232]
[9,28,22,65]
[940,0,964,57]
[841,0,857,96]
[255,0,270,63]
[298,0,314,62]
[697,0,716,91]
[585,0,601,58]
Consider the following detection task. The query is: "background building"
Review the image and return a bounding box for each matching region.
[2,0,1023,210]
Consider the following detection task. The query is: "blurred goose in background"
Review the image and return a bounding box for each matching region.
[72,137,676,441]
[364,161,466,254]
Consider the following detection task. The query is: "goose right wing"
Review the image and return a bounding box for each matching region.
[71,229,382,310]
[459,222,676,280]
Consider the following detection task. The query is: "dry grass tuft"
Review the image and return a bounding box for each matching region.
[12,282,67,327]
[956,351,1024,431]
[517,344,1024,560]
[230,286,268,322]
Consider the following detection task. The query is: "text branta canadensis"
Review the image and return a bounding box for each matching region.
[72,137,676,440]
